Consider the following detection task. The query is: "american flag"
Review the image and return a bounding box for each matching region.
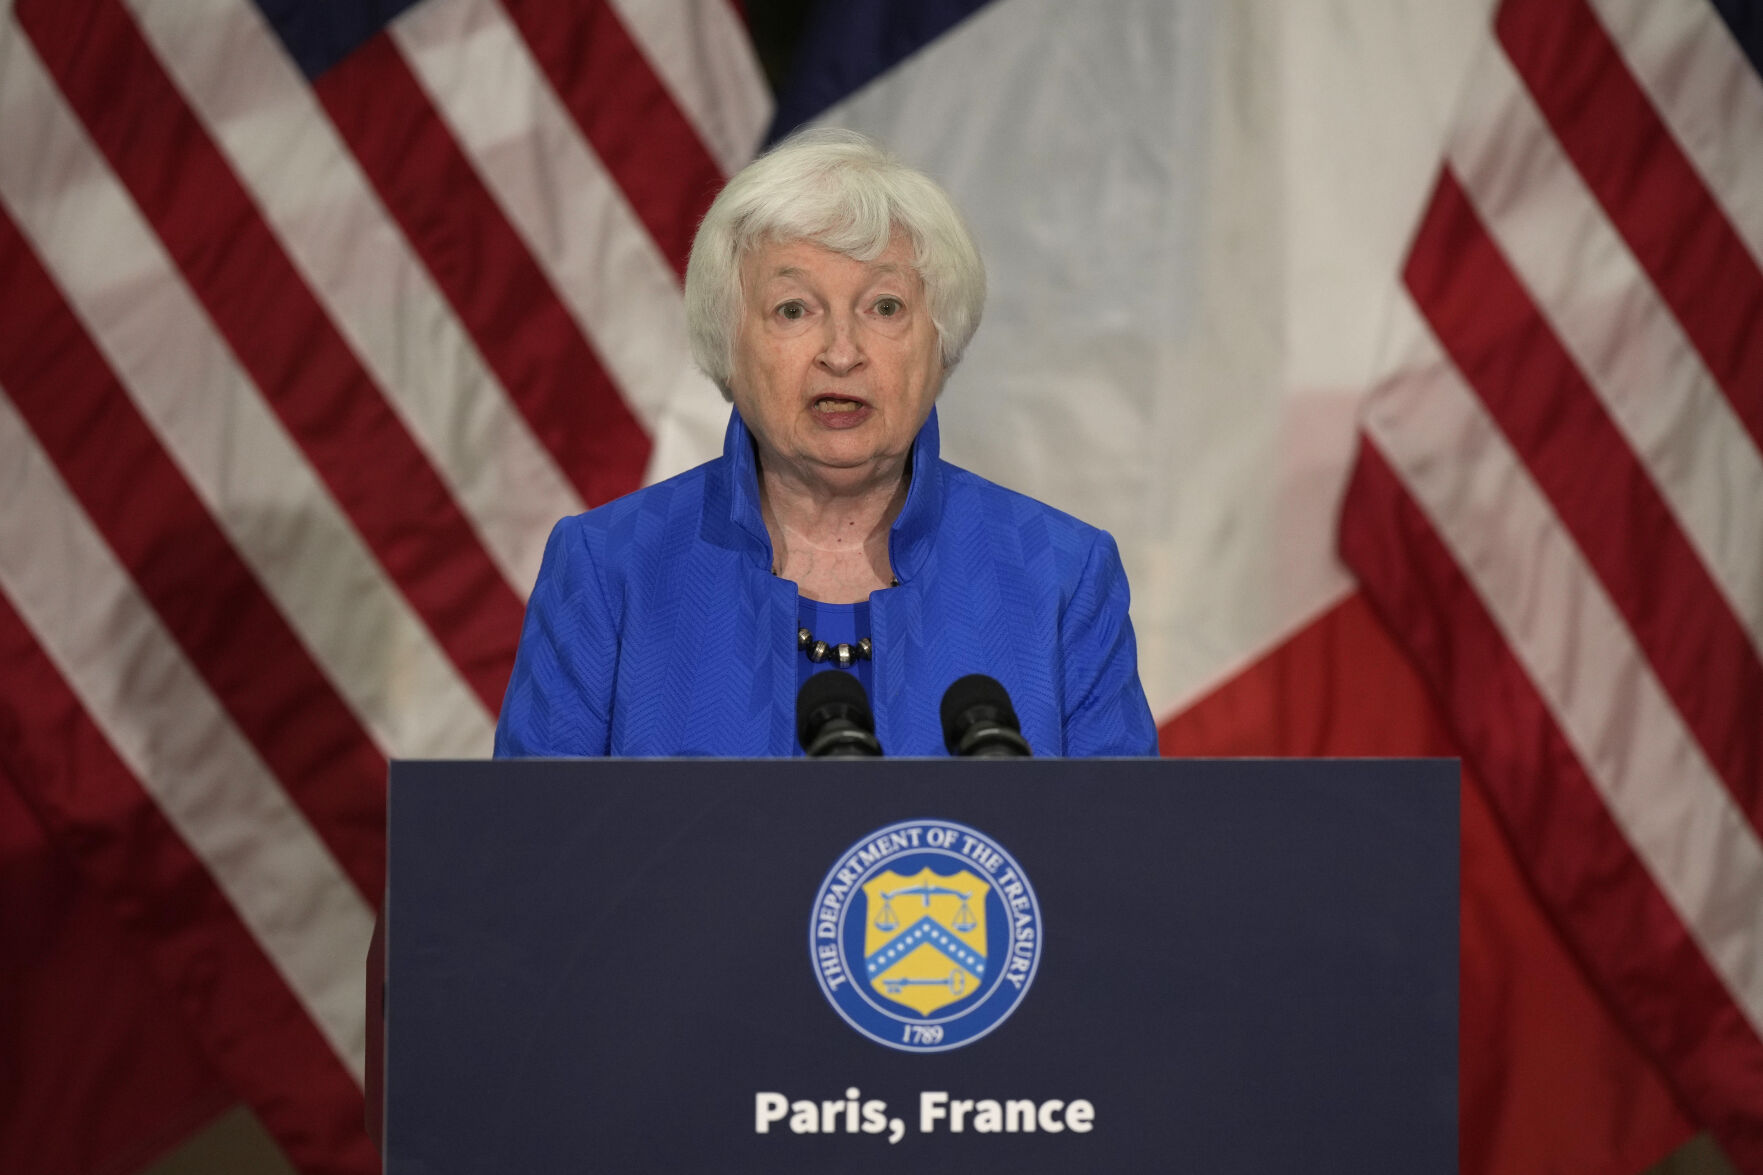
[1340,0,1763,1167]
[0,1,767,1171]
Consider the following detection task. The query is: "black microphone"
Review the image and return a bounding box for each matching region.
[940,674,1033,758]
[797,670,884,758]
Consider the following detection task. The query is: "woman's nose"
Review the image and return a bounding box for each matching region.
[816,313,865,375]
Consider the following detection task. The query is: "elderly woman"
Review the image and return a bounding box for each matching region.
[495,129,1156,757]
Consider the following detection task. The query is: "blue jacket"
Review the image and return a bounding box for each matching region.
[495,409,1157,757]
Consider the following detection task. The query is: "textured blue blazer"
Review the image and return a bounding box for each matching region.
[495,408,1157,757]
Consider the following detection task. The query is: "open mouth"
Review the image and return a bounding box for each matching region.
[813,395,868,414]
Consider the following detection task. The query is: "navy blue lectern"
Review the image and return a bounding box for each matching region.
[383,758,1456,1173]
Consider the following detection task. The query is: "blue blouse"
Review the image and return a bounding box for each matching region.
[494,408,1157,758]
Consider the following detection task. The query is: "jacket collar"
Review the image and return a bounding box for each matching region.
[704,406,945,582]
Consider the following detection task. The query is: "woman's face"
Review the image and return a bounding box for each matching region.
[728,235,944,494]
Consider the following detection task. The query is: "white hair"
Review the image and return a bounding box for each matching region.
[684,127,986,397]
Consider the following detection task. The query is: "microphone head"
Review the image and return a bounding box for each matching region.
[797,670,882,757]
[940,674,1031,757]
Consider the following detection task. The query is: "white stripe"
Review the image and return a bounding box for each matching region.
[1364,305,1763,1036]
[808,0,1499,718]
[0,391,373,1083]
[608,0,771,176]
[125,0,583,596]
[391,0,723,442]
[0,22,495,760]
[1448,36,1763,655]
[1592,0,1763,270]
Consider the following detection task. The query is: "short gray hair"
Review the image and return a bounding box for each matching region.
[684,128,986,396]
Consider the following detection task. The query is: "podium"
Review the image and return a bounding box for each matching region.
[383,758,1457,1172]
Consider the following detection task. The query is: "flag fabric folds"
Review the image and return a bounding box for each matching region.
[1340,0,1763,1166]
[0,1,767,1171]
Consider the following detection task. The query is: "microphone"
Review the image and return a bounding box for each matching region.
[797,671,884,758]
[941,674,1033,758]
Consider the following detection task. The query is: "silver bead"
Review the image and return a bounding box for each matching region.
[856,637,872,660]
[809,640,830,663]
[797,627,813,651]
[834,643,854,669]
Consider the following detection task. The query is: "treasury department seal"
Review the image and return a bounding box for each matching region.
[810,819,1042,1052]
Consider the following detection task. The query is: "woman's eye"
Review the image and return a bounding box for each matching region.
[874,297,903,317]
[776,301,806,321]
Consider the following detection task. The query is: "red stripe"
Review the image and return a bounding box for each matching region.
[501,0,730,279]
[1405,168,1763,828]
[1157,594,1458,759]
[0,205,384,901]
[0,774,228,1175]
[1498,0,1763,450]
[0,590,377,1175]
[315,33,650,509]
[1154,595,1697,1175]
[17,0,522,713]
[1340,436,1763,1170]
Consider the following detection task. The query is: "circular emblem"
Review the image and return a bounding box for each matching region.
[810,819,1042,1052]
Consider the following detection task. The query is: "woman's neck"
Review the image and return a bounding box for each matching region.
[760,466,907,603]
